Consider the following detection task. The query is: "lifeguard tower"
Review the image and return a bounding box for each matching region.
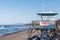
[28,11,58,40]
[37,12,58,29]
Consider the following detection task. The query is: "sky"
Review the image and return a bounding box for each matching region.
[0,0,60,24]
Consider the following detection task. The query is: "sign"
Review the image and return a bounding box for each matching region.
[39,21,51,26]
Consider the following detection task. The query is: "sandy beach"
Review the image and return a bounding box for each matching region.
[0,30,30,40]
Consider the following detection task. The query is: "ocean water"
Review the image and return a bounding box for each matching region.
[0,25,30,36]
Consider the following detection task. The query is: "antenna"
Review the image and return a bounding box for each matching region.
[42,3,45,11]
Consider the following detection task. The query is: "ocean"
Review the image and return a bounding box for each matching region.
[0,25,31,36]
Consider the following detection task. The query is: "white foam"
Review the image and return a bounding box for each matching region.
[0,28,8,29]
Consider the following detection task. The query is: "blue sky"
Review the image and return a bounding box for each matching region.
[0,0,60,24]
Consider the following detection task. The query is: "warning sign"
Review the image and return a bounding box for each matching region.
[39,21,51,26]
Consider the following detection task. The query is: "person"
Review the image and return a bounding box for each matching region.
[55,19,60,40]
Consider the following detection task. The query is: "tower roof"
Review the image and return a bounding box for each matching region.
[37,11,58,16]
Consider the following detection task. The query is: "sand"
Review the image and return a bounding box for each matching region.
[0,30,30,40]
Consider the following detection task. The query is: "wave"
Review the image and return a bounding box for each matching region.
[0,28,8,29]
